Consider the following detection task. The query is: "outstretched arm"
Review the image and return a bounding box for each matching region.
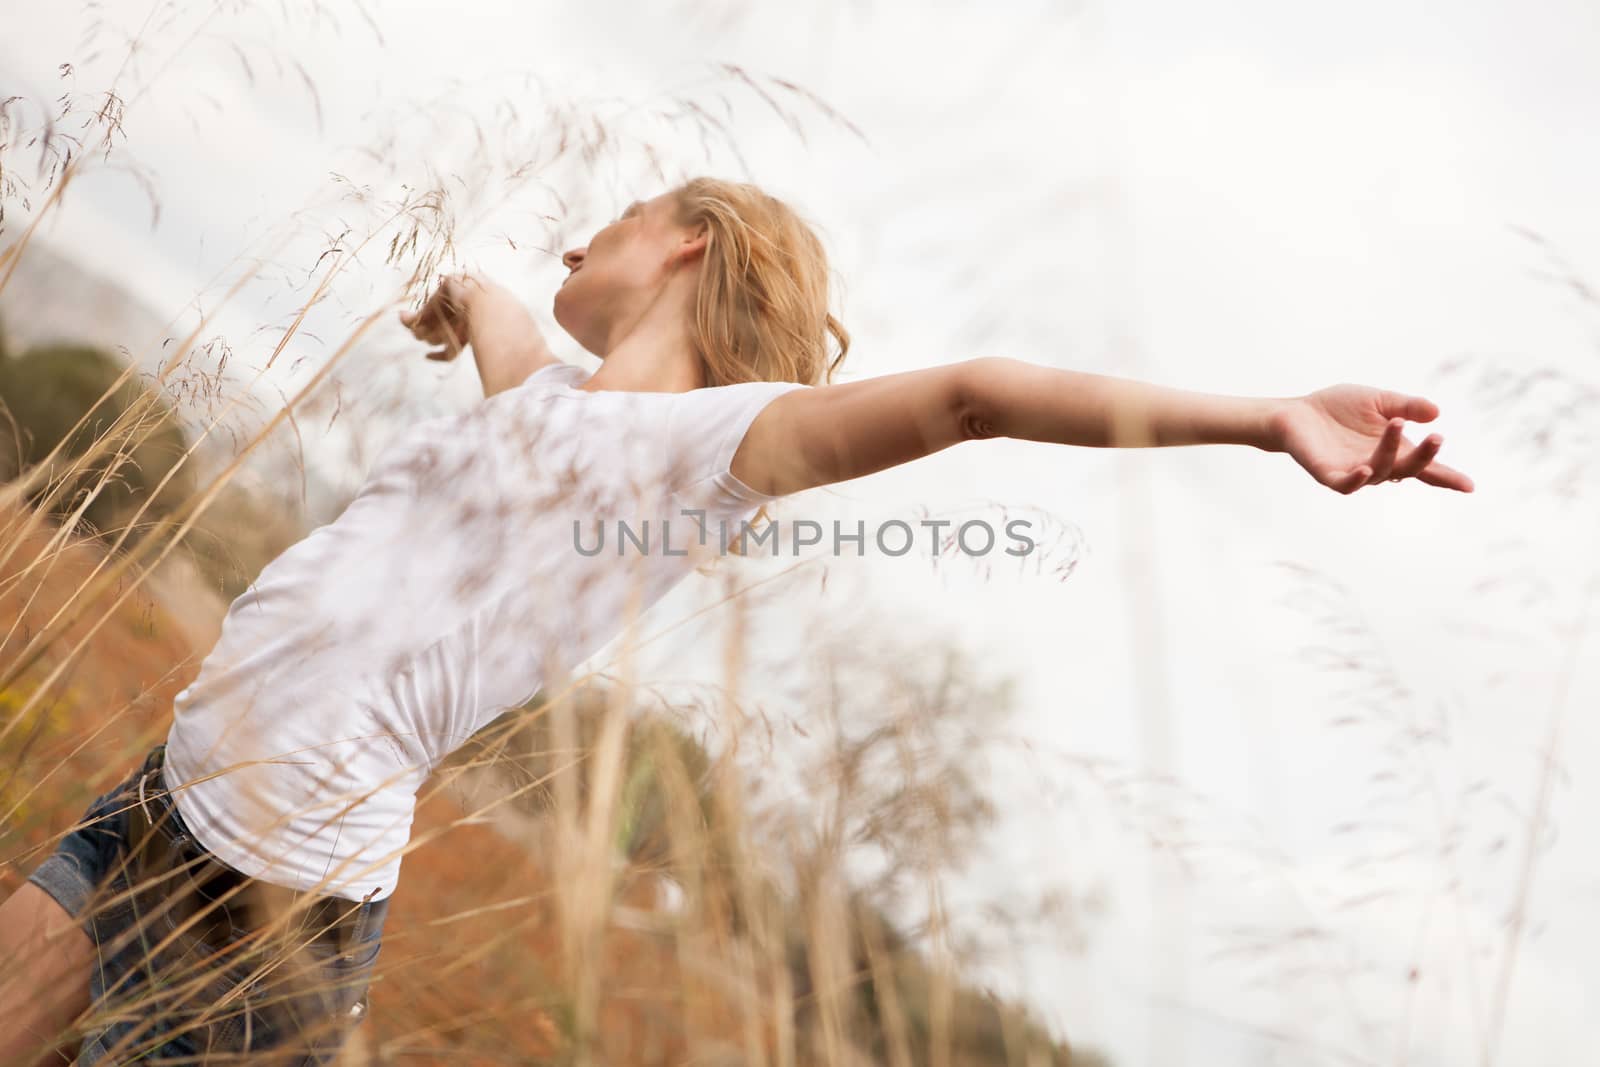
[731,356,1474,498]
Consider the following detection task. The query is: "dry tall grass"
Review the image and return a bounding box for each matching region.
[0,4,1098,1064]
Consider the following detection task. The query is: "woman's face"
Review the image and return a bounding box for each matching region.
[553,192,695,355]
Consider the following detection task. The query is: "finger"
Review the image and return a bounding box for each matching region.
[1389,434,1443,480]
[1416,460,1475,493]
[441,318,467,351]
[1325,465,1371,495]
[1381,391,1439,423]
[441,275,470,311]
[1365,418,1406,481]
[408,303,439,334]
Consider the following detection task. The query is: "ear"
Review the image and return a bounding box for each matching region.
[674,228,708,267]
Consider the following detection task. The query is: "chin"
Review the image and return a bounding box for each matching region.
[554,294,609,356]
[552,292,578,337]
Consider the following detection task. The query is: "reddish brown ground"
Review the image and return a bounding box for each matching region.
[0,508,752,1063]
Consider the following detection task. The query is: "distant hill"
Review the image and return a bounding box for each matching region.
[0,234,356,523]
[0,235,183,374]
[0,239,320,602]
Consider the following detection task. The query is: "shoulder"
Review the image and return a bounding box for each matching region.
[667,378,812,423]
[504,360,589,395]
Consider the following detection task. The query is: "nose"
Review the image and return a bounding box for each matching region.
[562,248,585,272]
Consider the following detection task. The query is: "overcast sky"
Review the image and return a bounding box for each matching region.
[4,1,1597,1063]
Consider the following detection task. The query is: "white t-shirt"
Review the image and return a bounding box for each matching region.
[162,361,810,901]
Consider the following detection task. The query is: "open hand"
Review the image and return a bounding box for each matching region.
[1270,384,1475,494]
[399,273,482,361]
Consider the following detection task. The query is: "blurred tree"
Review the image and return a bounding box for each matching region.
[447,658,1114,1066]
[0,338,303,599]
[0,341,192,541]
[174,476,306,600]
[448,681,719,866]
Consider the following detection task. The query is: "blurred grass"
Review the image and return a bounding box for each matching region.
[0,319,1099,1065]
[0,4,1112,1061]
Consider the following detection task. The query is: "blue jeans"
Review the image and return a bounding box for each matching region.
[26,744,389,1064]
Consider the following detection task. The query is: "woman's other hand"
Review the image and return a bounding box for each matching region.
[1269,383,1475,494]
[400,273,481,361]
[402,272,559,397]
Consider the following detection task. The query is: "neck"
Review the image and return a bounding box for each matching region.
[577,273,705,394]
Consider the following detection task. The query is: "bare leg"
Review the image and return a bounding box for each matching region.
[0,881,93,1067]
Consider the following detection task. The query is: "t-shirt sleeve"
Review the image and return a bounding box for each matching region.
[664,378,812,514]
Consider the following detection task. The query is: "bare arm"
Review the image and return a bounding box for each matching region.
[957,357,1281,449]
[730,360,977,498]
[732,356,1474,498]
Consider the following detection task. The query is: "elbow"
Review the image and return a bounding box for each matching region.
[951,356,1008,442]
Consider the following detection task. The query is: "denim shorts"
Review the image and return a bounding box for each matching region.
[26,744,389,1064]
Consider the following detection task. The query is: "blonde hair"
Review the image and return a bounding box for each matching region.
[668,177,850,388]
[666,178,848,551]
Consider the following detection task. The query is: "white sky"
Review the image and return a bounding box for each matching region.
[4,1,1598,1063]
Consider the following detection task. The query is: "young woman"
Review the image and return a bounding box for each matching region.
[0,177,1474,1064]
